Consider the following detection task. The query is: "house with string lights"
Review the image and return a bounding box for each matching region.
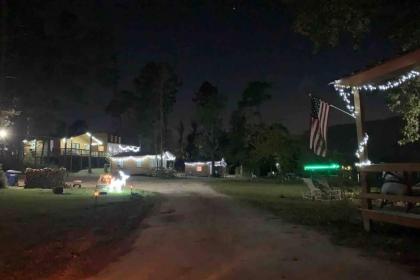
[22,132,140,171]
[184,159,227,177]
[109,151,176,175]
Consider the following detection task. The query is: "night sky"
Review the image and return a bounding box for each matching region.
[91,1,396,135]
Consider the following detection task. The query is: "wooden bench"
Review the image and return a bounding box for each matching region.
[358,163,420,231]
[72,180,82,188]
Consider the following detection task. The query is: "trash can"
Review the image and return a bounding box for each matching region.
[6,170,22,186]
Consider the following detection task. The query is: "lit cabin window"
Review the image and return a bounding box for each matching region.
[136,160,142,167]
[117,159,124,168]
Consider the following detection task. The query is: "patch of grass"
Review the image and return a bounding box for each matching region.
[211,180,420,271]
[0,187,156,279]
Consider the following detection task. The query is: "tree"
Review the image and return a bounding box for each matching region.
[239,81,272,122]
[225,81,272,174]
[387,80,420,145]
[248,123,300,175]
[193,81,226,175]
[106,90,135,132]
[134,62,180,163]
[176,121,185,159]
[107,63,180,159]
[185,121,199,161]
[284,0,420,51]
[0,0,117,144]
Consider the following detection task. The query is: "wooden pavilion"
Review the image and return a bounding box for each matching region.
[333,48,420,231]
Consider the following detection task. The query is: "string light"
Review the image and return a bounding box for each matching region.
[334,70,420,91]
[354,133,372,167]
[332,69,419,168]
[85,132,103,145]
[355,133,369,159]
[333,70,420,116]
[355,160,372,167]
[185,159,227,167]
[118,145,140,153]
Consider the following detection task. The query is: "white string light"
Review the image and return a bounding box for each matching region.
[334,70,420,91]
[332,69,419,167]
[118,145,140,153]
[355,133,369,159]
[85,132,103,145]
[354,133,372,167]
[355,160,372,167]
[333,70,420,116]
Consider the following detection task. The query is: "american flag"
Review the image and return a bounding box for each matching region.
[310,96,330,157]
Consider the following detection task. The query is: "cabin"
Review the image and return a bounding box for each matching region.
[184,159,227,177]
[109,151,176,175]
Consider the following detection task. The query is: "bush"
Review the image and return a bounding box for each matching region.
[25,168,66,189]
[0,170,7,188]
[52,186,64,194]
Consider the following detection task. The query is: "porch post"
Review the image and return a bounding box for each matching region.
[353,88,372,231]
[88,135,92,174]
[69,138,73,172]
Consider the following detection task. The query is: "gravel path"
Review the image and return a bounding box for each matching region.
[89,178,416,280]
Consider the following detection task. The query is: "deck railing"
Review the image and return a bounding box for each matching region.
[60,148,107,157]
[358,163,420,231]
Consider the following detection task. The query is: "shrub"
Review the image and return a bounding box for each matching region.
[25,168,66,189]
[52,186,64,194]
[0,170,7,188]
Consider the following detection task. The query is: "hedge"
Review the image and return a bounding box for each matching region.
[24,168,66,189]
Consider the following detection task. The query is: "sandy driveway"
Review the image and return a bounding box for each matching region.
[90,178,416,280]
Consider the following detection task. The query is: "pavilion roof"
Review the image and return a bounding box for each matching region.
[334,48,420,87]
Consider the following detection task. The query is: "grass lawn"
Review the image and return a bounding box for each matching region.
[211,179,420,273]
[0,187,156,279]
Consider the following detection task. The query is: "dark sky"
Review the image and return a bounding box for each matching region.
[97,1,396,135]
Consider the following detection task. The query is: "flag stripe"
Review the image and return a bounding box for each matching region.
[309,97,330,157]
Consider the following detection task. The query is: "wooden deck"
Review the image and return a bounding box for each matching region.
[358,163,420,231]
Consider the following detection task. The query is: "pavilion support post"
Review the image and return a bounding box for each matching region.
[354,88,372,231]
[88,135,92,174]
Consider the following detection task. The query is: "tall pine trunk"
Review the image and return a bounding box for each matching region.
[40,139,45,166]
[159,82,164,169]
[0,0,8,99]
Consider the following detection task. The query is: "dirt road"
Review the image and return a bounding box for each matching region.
[90,178,416,280]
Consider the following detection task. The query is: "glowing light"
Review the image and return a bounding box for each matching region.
[334,70,420,92]
[303,163,340,171]
[332,70,420,116]
[118,145,140,153]
[0,129,8,139]
[94,190,99,197]
[22,139,28,143]
[109,170,129,193]
[355,133,369,159]
[184,159,227,167]
[110,151,176,163]
[85,132,103,145]
[355,160,372,167]
[353,133,373,167]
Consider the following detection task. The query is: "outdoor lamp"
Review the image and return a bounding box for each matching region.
[0,129,8,139]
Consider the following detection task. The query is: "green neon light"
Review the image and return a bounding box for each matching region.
[304,163,340,171]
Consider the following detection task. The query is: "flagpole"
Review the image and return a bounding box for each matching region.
[308,93,355,119]
[329,104,355,118]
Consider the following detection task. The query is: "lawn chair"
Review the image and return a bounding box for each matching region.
[315,178,343,200]
[302,178,342,200]
[302,178,324,200]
